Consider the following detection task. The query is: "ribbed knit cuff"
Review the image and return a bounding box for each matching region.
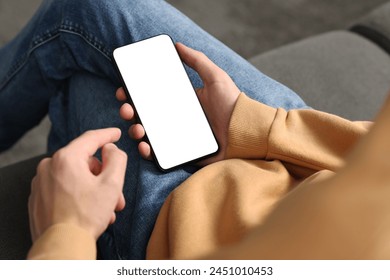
[226,93,277,159]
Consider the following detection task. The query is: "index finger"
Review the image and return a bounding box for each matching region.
[66,128,122,158]
[176,43,225,84]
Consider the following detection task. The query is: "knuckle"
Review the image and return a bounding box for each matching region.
[194,52,206,65]
[117,149,128,162]
[195,49,206,58]
[36,157,51,174]
[101,175,122,188]
[52,148,74,169]
[53,148,68,162]
[30,176,37,192]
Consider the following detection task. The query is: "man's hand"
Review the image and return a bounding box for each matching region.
[116,42,241,165]
[28,128,127,242]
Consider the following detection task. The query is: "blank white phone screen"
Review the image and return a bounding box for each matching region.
[113,35,218,171]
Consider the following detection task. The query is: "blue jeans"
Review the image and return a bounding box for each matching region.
[0,0,307,259]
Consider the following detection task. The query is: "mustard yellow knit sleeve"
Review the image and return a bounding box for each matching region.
[227,93,369,176]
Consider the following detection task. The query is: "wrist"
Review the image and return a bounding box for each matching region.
[28,223,97,260]
[53,214,101,241]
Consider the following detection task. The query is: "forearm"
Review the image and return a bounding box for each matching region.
[27,223,97,260]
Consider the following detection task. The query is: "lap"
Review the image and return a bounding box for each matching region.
[0,0,307,259]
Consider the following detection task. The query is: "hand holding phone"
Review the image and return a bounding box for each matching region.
[116,41,241,167]
[114,35,228,171]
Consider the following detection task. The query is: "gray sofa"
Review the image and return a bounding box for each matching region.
[1,2,390,259]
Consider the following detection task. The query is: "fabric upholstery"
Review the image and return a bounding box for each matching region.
[249,31,390,121]
[2,4,390,260]
[351,1,390,55]
[0,155,45,259]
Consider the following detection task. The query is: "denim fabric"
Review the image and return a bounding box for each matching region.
[0,0,307,259]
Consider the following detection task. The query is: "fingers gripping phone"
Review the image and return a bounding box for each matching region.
[113,34,219,171]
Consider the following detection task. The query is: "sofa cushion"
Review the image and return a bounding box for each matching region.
[0,155,45,259]
[249,31,390,120]
[351,1,390,55]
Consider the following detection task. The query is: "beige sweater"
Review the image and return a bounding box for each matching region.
[28,93,370,260]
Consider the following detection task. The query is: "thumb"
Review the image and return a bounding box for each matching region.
[176,42,225,84]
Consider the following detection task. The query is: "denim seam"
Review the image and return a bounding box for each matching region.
[0,33,54,90]
[0,22,112,91]
[58,21,113,60]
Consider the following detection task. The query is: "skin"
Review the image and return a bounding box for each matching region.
[118,43,390,258]
[209,95,390,259]
[29,42,390,258]
[116,42,241,165]
[29,128,127,241]
[29,43,240,242]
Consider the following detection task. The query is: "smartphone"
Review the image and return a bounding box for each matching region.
[113,34,219,171]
